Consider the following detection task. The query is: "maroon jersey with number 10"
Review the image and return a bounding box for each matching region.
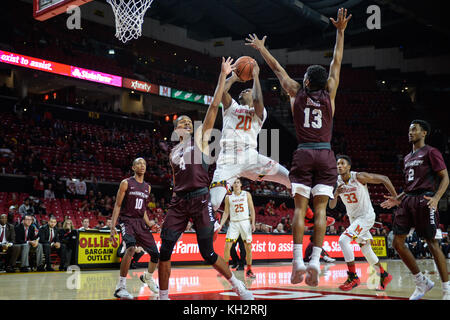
[403,145,447,194]
[292,88,333,144]
[119,177,150,218]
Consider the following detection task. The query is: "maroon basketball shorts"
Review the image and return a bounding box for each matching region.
[161,191,215,242]
[118,216,158,253]
[289,148,337,199]
[393,193,439,239]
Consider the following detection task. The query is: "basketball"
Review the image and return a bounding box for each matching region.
[234,56,256,81]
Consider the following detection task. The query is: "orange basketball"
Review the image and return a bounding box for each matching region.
[234,56,256,82]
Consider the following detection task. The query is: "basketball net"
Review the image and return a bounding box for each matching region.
[107,0,154,43]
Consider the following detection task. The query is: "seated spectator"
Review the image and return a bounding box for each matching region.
[38,216,61,271]
[278,202,289,215]
[100,219,112,231]
[0,214,21,272]
[95,221,105,229]
[18,198,35,217]
[273,223,285,233]
[265,200,275,216]
[58,219,77,270]
[75,177,87,199]
[327,225,337,235]
[14,214,44,272]
[33,173,45,198]
[8,205,18,225]
[78,218,91,231]
[66,177,77,199]
[44,183,56,199]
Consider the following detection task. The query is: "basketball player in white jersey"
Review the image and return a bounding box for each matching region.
[218,178,256,278]
[329,155,397,291]
[209,62,290,212]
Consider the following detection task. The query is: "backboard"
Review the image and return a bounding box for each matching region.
[33,0,93,21]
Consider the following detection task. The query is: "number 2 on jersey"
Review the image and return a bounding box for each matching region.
[344,193,358,203]
[236,115,252,131]
[303,108,322,129]
[234,203,244,212]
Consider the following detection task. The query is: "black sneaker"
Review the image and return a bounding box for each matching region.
[246,269,256,278]
[20,267,30,272]
[236,265,244,271]
[37,266,46,272]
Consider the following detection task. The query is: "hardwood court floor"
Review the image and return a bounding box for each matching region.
[0,259,448,300]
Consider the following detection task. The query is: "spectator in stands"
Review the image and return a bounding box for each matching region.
[327,225,337,235]
[7,205,17,225]
[33,173,45,198]
[100,219,112,231]
[265,200,275,216]
[273,223,285,234]
[38,216,61,271]
[54,175,66,199]
[18,198,34,217]
[0,214,21,272]
[185,221,195,233]
[95,221,105,229]
[66,176,77,199]
[44,183,56,199]
[7,193,19,211]
[78,218,91,231]
[75,176,87,199]
[281,216,292,233]
[58,219,77,270]
[15,214,44,272]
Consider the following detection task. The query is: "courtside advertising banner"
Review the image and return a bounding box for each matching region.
[77,231,121,265]
[123,78,159,94]
[135,234,388,263]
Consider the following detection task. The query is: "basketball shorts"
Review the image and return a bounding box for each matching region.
[118,216,157,252]
[226,220,252,243]
[212,147,279,187]
[161,192,215,242]
[393,194,439,239]
[344,214,375,244]
[289,148,337,199]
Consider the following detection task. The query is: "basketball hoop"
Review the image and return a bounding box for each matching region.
[107,0,154,43]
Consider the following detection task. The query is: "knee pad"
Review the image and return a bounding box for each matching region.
[198,238,218,265]
[159,239,176,262]
[360,243,379,265]
[339,233,355,263]
[146,245,160,263]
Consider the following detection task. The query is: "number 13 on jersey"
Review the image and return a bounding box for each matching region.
[304,108,322,129]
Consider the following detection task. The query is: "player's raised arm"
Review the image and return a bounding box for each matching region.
[327,8,352,109]
[245,34,300,98]
[356,172,398,198]
[222,72,242,110]
[110,179,128,241]
[251,63,264,120]
[329,184,345,209]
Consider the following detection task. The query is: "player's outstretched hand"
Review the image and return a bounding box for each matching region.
[252,62,260,77]
[245,34,267,51]
[380,195,400,209]
[110,228,117,246]
[330,8,352,32]
[423,195,438,211]
[221,56,235,76]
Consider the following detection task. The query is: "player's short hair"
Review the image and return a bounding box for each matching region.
[411,120,431,136]
[305,65,328,90]
[336,154,352,166]
[132,157,146,166]
[173,115,191,127]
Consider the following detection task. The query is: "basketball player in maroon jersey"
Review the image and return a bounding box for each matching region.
[158,57,253,300]
[110,158,160,299]
[381,120,449,300]
[247,8,351,286]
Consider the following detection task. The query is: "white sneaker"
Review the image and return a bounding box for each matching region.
[114,287,134,299]
[305,263,320,287]
[409,276,434,300]
[443,290,450,300]
[233,280,254,300]
[323,256,336,263]
[140,272,159,294]
[291,261,306,284]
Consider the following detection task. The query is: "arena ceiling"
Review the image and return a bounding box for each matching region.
[134,0,449,57]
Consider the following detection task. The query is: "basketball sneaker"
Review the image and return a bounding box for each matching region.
[322,255,336,263]
[377,272,392,291]
[339,272,361,291]
[409,276,434,300]
[246,269,256,278]
[305,263,320,287]
[114,287,134,299]
[290,261,306,284]
[140,272,159,294]
[232,280,254,300]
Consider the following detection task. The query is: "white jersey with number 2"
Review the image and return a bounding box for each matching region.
[337,171,375,220]
[220,99,267,151]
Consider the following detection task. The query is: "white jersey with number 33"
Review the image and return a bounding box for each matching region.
[337,171,375,220]
[220,99,267,151]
